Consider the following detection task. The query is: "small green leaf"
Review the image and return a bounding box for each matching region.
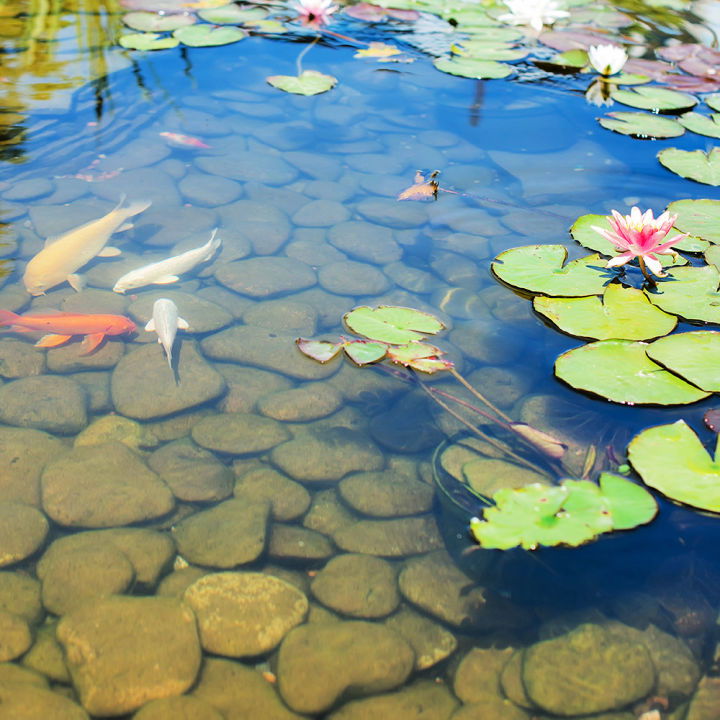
[658,147,720,186]
[344,306,445,344]
[118,32,180,50]
[678,112,720,139]
[343,340,387,366]
[198,4,268,23]
[266,70,337,95]
[646,331,720,392]
[646,265,720,323]
[554,49,589,67]
[611,86,697,113]
[433,57,514,79]
[667,198,720,244]
[296,338,342,363]
[706,93,720,112]
[603,72,651,85]
[598,111,684,139]
[173,24,245,46]
[455,40,527,61]
[246,19,287,33]
[122,11,196,31]
[598,472,657,530]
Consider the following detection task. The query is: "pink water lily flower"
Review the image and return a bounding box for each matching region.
[592,206,685,281]
[292,0,338,27]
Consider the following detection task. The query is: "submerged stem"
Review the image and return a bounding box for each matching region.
[449,367,513,424]
[296,34,319,75]
[637,256,657,289]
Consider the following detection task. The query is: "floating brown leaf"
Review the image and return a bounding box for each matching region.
[397,170,439,201]
[703,408,720,433]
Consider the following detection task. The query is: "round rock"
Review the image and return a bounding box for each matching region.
[335,517,443,558]
[0,572,43,624]
[215,257,316,298]
[328,221,402,264]
[0,340,45,378]
[257,384,343,422]
[134,695,224,720]
[191,412,290,455]
[179,172,242,206]
[183,571,308,657]
[0,502,48,568]
[385,606,458,671]
[0,610,32,661]
[338,472,434,518]
[234,466,310,522]
[267,525,334,563]
[0,683,89,719]
[196,150,298,185]
[46,340,125,373]
[292,199,350,227]
[318,260,390,296]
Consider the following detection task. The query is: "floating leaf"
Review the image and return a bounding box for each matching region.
[657,147,720,186]
[344,306,445,344]
[491,245,611,297]
[397,170,439,201]
[646,331,720,392]
[598,472,657,530]
[553,48,588,67]
[198,3,267,23]
[646,265,720,323]
[296,338,342,363]
[433,57,513,79]
[598,111,684,139]
[706,245,720,271]
[173,24,245,45]
[610,86,697,113]
[555,340,710,406]
[122,11,196,31]
[534,284,677,341]
[118,32,180,50]
[344,340,387,366]
[707,94,720,112]
[455,40,527,62]
[386,341,453,373]
[628,420,720,513]
[677,112,720,139]
[246,19,287,33]
[354,41,402,59]
[602,73,651,85]
[667,198,720,244]
[266,70,337,95]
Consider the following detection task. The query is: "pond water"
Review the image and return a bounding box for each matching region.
[0,1,720,718]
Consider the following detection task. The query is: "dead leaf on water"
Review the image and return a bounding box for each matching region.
[397,170,439,201]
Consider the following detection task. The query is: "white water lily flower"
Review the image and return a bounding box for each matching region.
[588,44,628,76]
[497,0,570,33]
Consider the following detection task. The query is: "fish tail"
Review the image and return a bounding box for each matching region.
[0,310,19,327]
[119,198,152,218]
[208,227,222,253]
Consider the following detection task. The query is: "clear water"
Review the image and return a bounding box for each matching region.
[0,2,719,719]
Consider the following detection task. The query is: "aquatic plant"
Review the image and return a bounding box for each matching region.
[497,0,570,33]
[291,0,338,28]
[587,44,627,76]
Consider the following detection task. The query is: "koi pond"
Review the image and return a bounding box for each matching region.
[0,0,720,718]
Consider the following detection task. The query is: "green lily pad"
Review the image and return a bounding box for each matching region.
[173,24,245,46]
[706,245,720,271]
[666,198,720,243]
[678,112,720,138]
[598,472,657,530]
[657,147,720,186]
[646,331,720,392]
[455,41,527,62]
[118,32,180,50]
[386,342,453,373]
[628,420,720,512]
[433,57,514,79]
[706,93,720,112]
[491,245,612,297]
[646,265,720,323]
[344,340,387,366]
[611,86,697,113]
[246,19,287,33]
[598,111,684,139]
[533,284,677,341]
[463,26,524,42]
[295,338,342,363]
[344,306,445,344]
[554,340,710,405]
[266,70,337,95]
[603,72,651,85]
[122,11,196,31]
[198,4,267,23]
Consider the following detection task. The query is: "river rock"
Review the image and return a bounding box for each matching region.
[449,698,530,720]
[191,412,290,455]
[277,621,415,714]
[0,661,48,688]
[172,498,270,568]
[453,646,515,702]
[356,198,427,228]
[0,340,45,378]
[687,676,720,720]
[328,221,401,264]
[140,206,218,248]
[0,683,90,719]
[0,502,48,568]
[183,571,308,657]
[129,291,232,335]
[215,257,316,299]
[192,657,304,720]
[318,260,391,296]
[70,371,112,412]
[385,606,458,670]
[45,337,125,373]
[338,472,434,518]
[216,364,292,414]
[156,567,208,598]
[148,438,233,503]
[257,384,342,422]
[134,695,224,720]
[74,414,158,451]
[0,572,43,624]
[303,489,358,538]
[311,554,399,618]
[293,199,350,227]
[270,427,384,483]
[0,376,87,434]
[243,299,318,335]
[335,517,443,558]
[234,466,310,521]
[41,441,175,528]
[111,341,226,420]
[179,172,242,206]
[465,366,534,410]
[267,525,334,563]
[21,620,70,683]
[197,150,298,185]
[449,321,523,365]
[217,198,292,255]
[0,610,32,661]
[522,623,655,716]
[285,152,343,180]
[500,651,534,709]
[285,238,346,266]
[56,596,201,716]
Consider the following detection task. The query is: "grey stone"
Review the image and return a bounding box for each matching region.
[234,466,310,522]
[385,606,458,671]
[243,299,318,335]
[336,517,443,558]
[0,502,48,568]
[356,198,427,228]
[338,472,434,517]
[318,260,391,296]
[257,384,342,422]
[293,199,350,227]
[191,412,290,455]
[215,257,316,298]
[328,221,402,264]
[197,151,298,185]
[284,238,346,267]
[138,206,218,248]
[216,364,293,414]
[46,338,125,373]
[267,524,334,563]
[453,646,516,703]
[0,340,45,378]
[179,172,242,205]
[303,489,358,538]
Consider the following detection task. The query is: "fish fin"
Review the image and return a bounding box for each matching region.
[208,228,222,254]
[116,223,134,232]
[80,332,106,355]
[144,318,156,332]
[0,310,19,327]
[67,274,86,292]
[35,334,72,348]
[122,199,152,217]
[153,275,180,285]
[97,246,122,257]
[177,316,189,330]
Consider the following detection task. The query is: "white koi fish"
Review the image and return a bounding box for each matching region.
[112,228,221,294]
[144,298,189,369]
[23,197,151,296]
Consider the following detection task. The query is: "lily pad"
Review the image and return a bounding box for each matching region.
[598,112,684,139]
[296,338,342,363]
[386,342,453,373]
[657,147,720,186]
[122,11,196,31]
[646,265,720,323]
[554,340,710,405]
[118,32,180,50]
[706,93,720,112]
[603,73,651,85]
[611,86,698,113]
[343,340,388,366]
[433,57,514,79]
[173,24,245,46]
[198,4,267,23]
[646,331,720,392]
[247,20,287,33]
[598,472,657,530]
[491,245,611,297]
[678,112,720,138]
[455,41,527,62]
[266,70,337,95]
[706,244,720,271]
[666,198,720,243]
[533,284,677,341]
[628,420,720,512]
[344,306,445,344]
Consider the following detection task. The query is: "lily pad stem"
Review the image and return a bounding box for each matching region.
[449,367,513,424]
[296,34,319,76]
[637,256,657,289]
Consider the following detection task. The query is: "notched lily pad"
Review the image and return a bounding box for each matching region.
[266,70,337,95]
[173,24,245,46]
[344,306,445,344]
[667,198,720,243]
[678,112,720,138]
[646,265,720,323]
[433,56,514,79]
[646,331,720,392]
[658,147,720,186]
[122,11,196,31]
[118,31,180,50]
[598,111,684,139]
[611,86,698,113]
[344,340,388,366]
[296,338,342,363]
[198,4,267,23]
[599,472,657,530]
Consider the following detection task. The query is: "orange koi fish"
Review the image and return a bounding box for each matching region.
[0,310,136,354]
[159,132,211,149]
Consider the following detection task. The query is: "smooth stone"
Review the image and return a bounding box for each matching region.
[435,232,491,261]
[89,167,180,207]
[245,180,309,214]
[172,498,270,568]
[284,151,343,180]
[335,516,443,558]
[292,199,350,227]
[339,471,434,518]
[45,338,125,373]
[303,180,354,202]
[145,408,213,442]
[28,199,123,238]
[522,623,655,716]
[215,257,316,298]
[465,366,534,410]
[328,221,402,264]
[70,371,112,412]
[0,376,87,434]
[267,524,334,563]
[270,427,384,483]
[431,251,481,290]
[686,676,720,720]
[257,384,343,422]
[453,647,516,703]
[318,260,391,296]
[183,571,308,657]
[156,567,209,598]
[311,553,399,618]
[95,137,170,172]
[289,287,351,328]
[191,412,290,455]
[384,262,441,294]
[243,299,318,335]
[0,502,48,568]
[0,683,89,719]
[3,178,54,201]
[0,340,45,378]
[0,284,30,312]
[74,414,158,451]
[277,621,415,714]
[192,657,304,720]
[133,695,224,720]
[0,662,48,688]
[129,291,232,334]
[21,621,71,683]
[0,610,32,661]
[218,198,292,255]
[303,489,358,538]
[461,456,549,499]
[196,151,298,185]
[345,153,409,175]
[449,322,524,364]
[385,606,458,671]
[149,438,233,503]
[179,172,242,206]
[0,572,43,624]
[56,596,201,716]
[202,326,339,381]
[41,442,174,528]
[111,341,226,420]
[356,198,427,228]
[284,238,346,267]
[234,466,310,522]
[138,206,217,248]
[196,286,255,318]
[216,364,293,414]
[328,680,459,720]
[449,698,530,720]
[501,651,534,709]
[60,288,129,315]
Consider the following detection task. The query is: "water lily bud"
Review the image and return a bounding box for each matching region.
[588,44,628,76]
